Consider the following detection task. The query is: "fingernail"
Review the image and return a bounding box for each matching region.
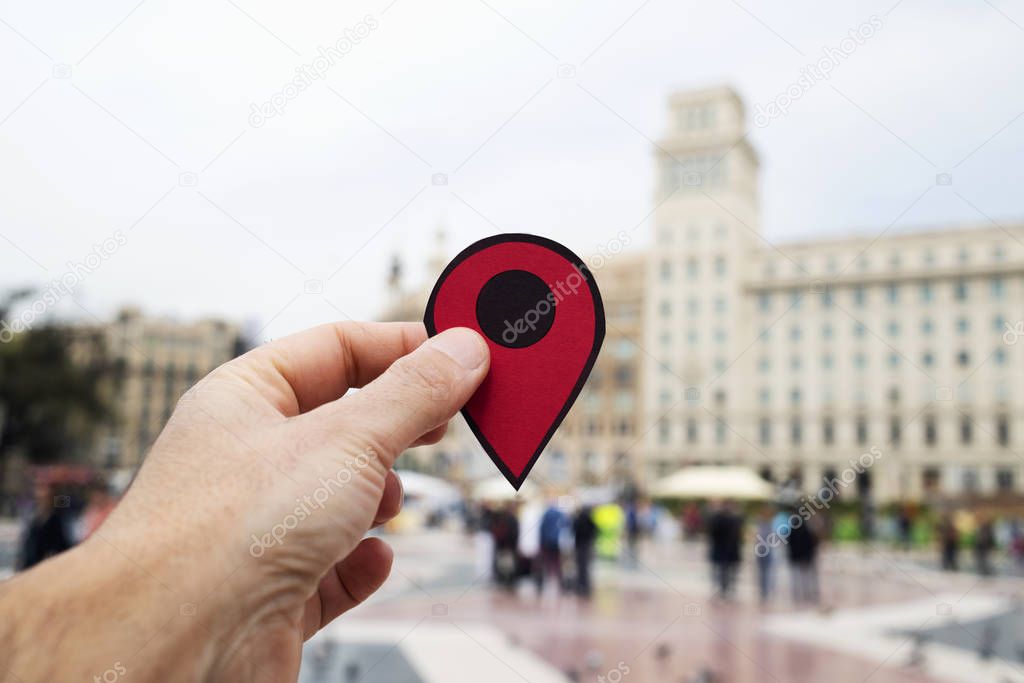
[428,328,487,370]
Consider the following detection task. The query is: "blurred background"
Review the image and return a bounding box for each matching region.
[3,0,1024,681]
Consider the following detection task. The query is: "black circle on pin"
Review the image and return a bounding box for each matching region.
[475,269,556,349]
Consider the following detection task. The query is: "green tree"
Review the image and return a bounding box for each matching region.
[0,290,114,464]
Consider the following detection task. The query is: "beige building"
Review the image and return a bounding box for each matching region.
[73,307,242,468]
[644,86,1024,503]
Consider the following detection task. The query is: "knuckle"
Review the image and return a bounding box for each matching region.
[395,355,455,402]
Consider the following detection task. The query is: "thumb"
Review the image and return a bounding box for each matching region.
[317,327,489,466]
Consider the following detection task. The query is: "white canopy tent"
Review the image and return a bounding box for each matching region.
[395,471,462,506]
[649,466,775,501]
[470,475,540,502]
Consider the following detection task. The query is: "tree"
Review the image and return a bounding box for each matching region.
[0,290,114,464]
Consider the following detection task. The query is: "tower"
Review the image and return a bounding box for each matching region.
[643,86,761,477]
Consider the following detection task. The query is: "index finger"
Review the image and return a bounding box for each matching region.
[229,321,427,416]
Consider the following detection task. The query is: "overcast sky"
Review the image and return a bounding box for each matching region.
[2,0,1022,342]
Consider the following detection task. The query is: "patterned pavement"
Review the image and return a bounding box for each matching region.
[309,530,1024,683]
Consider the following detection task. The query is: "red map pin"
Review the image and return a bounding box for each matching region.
[424,234,605,489]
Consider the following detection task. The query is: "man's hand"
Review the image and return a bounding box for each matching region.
[1,322,489,682]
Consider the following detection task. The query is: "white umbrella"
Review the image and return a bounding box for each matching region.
[470,475,539,502]
[650,466,774,501]
[395,471,462,506]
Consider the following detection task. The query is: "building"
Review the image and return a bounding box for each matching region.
[543,252,645,489]
[72,307,243,468]
[644,86,1024,503]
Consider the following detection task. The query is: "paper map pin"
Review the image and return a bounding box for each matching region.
[424,234,605,489]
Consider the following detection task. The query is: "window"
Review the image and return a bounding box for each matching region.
[821,290,833,308]
[997,415,1010,446]
[714,297,727,313]
[759,418,771,446]
[856,417,868,445]
[660,260,672,280]
[790,356,802,371]
[822,353,834,370]
[886,283,899,304]
[659,300,671,316]
[994,348,1007,366]
[822,323,833,339]
[758,293,771,312]
[853,286,866,307]
[991,277,1005,300]
[790,326,801,341]
[758,357,770,372]
[687,298,699,314]
[994,315,1006,332]
[958,246,970,264]
[823,418,835,445]
[920,281,934,302]
[890,417,902,447]
[715,256,726,276]
[854,353,867,369]
[854,322,865,338]
[922,319,934,335]
[657,419,669,444]
[715,420,727,445]
[759,387,771,405]
[954,279,968,301]
[791,418,802,446]
[887,321,900,336]
[791,290,802,309]
[957,350,970,367]
[790,388,801,405]
[922,351,935,367]
[960,415,973,444]
[924,415,937,446]
[686,258,698,279]
[888,353,900,368]
[996,468,1014,492]
[686,418,698,444]
[956,317,970,334]
[962,468,979,493]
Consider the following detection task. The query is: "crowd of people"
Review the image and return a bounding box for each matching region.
[466,496,1024,608]
[14,476,118,571]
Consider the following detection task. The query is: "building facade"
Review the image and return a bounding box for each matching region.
[73,307,243,469]
[644,87,1024,503]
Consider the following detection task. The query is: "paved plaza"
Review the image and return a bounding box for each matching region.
[301,530,1024,683]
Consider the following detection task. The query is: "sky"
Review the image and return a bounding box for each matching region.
[1,0,1022,342]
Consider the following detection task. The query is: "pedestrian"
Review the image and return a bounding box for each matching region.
[706,499,741,600]
[572,505,598,598]
[787,515,819,605]
[974,515,996,577]
[939,514,959,571]
[754,505,775,604]
[17,481,72,570]
[537,498,567,595]
[472,503,495,584]
[896,504,913,551]
[625,499,640,566]
[490,502,520,590]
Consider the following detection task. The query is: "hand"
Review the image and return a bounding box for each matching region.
[1,322,490,682]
